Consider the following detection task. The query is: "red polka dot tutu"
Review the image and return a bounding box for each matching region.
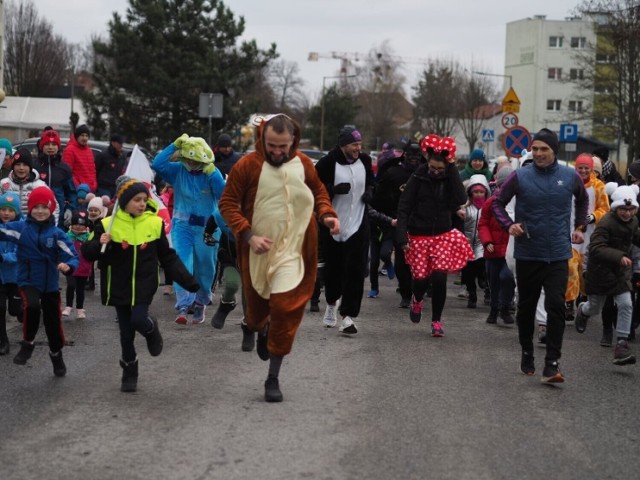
[405,229,474,279]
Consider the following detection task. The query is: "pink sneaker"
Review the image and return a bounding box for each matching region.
[431,321,444,337]
[76,309,86,319]
[409,297,423,324]
[61,306,72,317]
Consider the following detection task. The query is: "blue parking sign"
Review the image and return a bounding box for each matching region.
[560,124,578,142]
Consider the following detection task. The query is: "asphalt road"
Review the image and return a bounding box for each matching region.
[1,274,639,480]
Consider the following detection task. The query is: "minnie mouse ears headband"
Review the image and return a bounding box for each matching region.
[420,134,457,162]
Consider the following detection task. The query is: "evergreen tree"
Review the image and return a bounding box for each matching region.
[306,85,359,150]
[82,0,277,146]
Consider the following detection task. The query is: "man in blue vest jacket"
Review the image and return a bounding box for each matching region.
[492,128,588,384]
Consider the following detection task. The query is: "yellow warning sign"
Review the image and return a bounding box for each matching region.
[501,87,521,113]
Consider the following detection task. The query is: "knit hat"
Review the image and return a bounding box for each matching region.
[87,195,108,218]
[0,192,21,214]
[592,156,603,176]
[217,134,232,148]
[610,185,639,210]
[533,128,559,154]
[0,138,12,155]
[628,160,640,179]
[76,184,91,200]
[338,127,362,147]
[74,124,90,139]
[27,186,56,214]
[115,175,149,208]
[12,148,32,170]
[39,129,61,149]
[70,210,90,227]
[469,148,486,162]
[592,147,609,162]
[575,153,593,170]
[496,166,514,187]
[110,133,124,144]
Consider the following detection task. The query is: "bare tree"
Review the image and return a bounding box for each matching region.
[3,0,71,96]
[457,69,500,151]
[268,59,306,112]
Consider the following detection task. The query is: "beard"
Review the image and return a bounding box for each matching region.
[265,151,290,167]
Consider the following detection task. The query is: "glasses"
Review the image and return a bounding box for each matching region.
[428,166,446,173]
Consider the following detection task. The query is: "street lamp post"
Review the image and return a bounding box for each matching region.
[320,74,355,151]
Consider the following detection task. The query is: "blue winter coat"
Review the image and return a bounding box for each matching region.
[0,216,79,292]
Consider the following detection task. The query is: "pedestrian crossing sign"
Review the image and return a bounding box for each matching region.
[482,129,495,143]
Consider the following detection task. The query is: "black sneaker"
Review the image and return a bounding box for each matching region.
[241,323,255,352]
[13,341,34,365]
[600,330,613,347]
[541,361,565,384]
[399,297,411,309]
[264,375,283,402]
[49,350,67,377]
[564,301,575,322]
[211,300,236,329]
[486,310,498,324]
[256,324,270,361]
[613,339,637,366]
[309,300,320,312]
[119,358,138,392]
[499,309,515,325]
[144,317,163,357]
[520,351,535,376]
[574,302,589,334]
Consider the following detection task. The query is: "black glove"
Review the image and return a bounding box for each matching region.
[361,186,374,204]
[203,215,218,246]
[332,182,351,195]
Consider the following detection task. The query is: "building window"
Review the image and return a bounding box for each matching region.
[549,36,563,48]
[568,101,583,112]
[569,68,584,80]
[548,68,562,80]
[596,53,616,63]
[570,37,586,48]
[547,100,561,111]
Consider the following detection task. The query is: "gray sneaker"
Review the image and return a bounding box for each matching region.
[613,339,636,366]
[575,302,589,333]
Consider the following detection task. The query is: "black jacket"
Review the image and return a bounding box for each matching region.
[315,146,375,199]
[94,145,126,196]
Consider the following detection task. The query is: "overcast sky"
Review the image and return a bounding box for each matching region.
[39,0,580,99]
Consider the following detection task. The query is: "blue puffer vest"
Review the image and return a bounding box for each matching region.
[513,161,577,262]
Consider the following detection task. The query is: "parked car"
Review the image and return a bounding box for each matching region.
[299,148,325,164]
[12,137,152,160]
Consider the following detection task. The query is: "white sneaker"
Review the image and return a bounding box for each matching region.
[339,316,358,335]
[62,306,72,317]
[457,286,468,298]
[323,304,337,328]
[76,309,86,319]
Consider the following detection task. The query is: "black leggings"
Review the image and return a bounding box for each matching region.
[412,271,447,320]
[66,276,88,308]
[115,304,153,363]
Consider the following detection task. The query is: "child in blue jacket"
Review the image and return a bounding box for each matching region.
[0,187,79,376]
[0,192,22,355]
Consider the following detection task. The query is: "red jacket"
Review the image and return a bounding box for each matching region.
[478,195,510,259]
[62,135,97,191]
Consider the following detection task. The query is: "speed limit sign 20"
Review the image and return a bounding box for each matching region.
[501,113,519,129]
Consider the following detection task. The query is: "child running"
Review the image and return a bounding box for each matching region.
[62,210,93,319]
[82,176,199,392]
[0,193,21,355]
[2,187,78,376]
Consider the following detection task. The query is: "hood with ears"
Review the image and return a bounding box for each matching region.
[253,114,302,162]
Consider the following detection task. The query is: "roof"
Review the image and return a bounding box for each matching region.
[0,96,88,131]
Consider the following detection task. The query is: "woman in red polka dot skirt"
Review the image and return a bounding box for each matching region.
[395,134,474,336]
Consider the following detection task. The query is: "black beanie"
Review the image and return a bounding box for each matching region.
[115,175,149,208]
[217,134,232,148]
[338,127,362,147]
[533,128,559,154]
[592,146,610,162]
[12,148,32,170]
[74,124,90,139]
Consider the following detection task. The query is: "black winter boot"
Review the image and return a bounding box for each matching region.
[120,358,139,392]
[13,341,34,365]
[49,350,67,377]
[144,316,163,357]
[467,292,477,309]
[264,375,283,402]
[241,322,255,352]
[211,300,236,329]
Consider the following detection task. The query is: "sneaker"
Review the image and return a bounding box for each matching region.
[613,339,637,366]
[211,300,236,329]
[541,361,565,384]
[175,307,188,325]
[600,330,613,347]
[386,263,395,280]
[323,304,337,328]
[241,322,255,352]
[144,316,163,357]
[409,296,423,324]
[191,303,206,324]
[574,302,589,333]
[399,297,411,309]
[264,375,283,402]
[499,309,515,325]
[339,316,358,334]
[520,351,535,376]
[62,306,72,317]
[76,308,86,320]
[163,285,173,295]
[13,341,34,365]
[538,325,547,344]
[486,310,498,324]
[379,268,387,276]
[367,289,379,298]
[49,350,67,377]
[256,324,270,361]
[564,301,575,322]
[457,285,468,298]
[431,321,444,337]
[309,300,320,312]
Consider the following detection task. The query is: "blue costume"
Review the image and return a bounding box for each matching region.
[151,137,225,317]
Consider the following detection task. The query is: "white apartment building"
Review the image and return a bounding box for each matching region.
[504,15,596,137]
